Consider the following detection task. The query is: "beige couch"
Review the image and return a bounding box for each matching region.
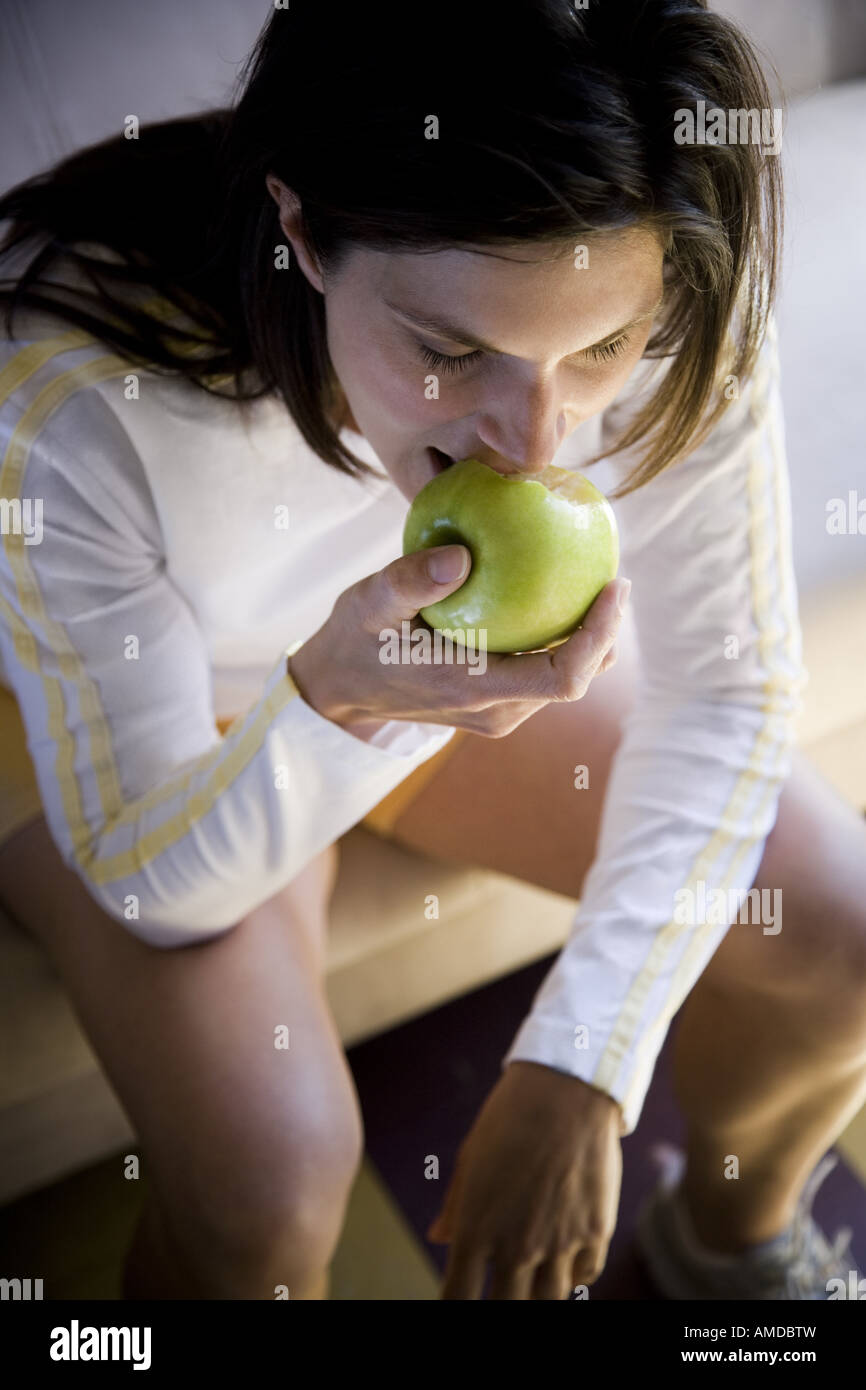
[1,1,865,1206]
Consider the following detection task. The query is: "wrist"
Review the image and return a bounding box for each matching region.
[507,1060,622,1119]
[289,640,379,736]
[287,642,347,725]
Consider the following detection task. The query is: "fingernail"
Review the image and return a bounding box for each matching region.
[616,579,632,614]
[428,546,469,584]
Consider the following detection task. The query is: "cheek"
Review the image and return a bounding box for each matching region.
[325,303,391,396]
[591,334,656,411]
[358,337,459,428]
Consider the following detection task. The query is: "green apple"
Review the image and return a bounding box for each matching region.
[402,457,619,654]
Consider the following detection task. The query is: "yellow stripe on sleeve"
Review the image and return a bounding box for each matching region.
[0,336,302,891]
[594,336,805,1113]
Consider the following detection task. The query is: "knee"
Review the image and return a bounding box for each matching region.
[167,1119,364,1294]
[159,1056,364,1283]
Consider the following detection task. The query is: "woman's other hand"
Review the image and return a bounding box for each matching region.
[427,1060,624,1300]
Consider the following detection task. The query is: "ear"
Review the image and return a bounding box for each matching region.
[264,174,325,293]
[265,172,287,210]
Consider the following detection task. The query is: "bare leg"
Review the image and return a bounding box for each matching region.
[0,819,352,1299]
[672,755,866,1251]
[123,1192,332,1299]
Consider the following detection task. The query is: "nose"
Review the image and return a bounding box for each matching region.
[474,387,572,477]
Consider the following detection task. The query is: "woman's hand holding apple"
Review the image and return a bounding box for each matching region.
[287,543,630,739]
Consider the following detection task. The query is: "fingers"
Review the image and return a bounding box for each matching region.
[599,642,618,673]
[488,1260,536,1300]
[549,577,630,695]
[364,544,471,627]
[571,1240,610,1289]
[428,1150,465,1243]
[333,554,628,737]
[530,1252,578,1300]
[414,574,626,729]
[427,1214,447,1242]
[440,1243,490,1300]
[489,577,629,705]
[447,1247,603,1300]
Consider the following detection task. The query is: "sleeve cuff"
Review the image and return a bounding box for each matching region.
[361,716,457,757]
[502,1014,635,1138]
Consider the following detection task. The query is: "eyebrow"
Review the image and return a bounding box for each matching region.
[385,294,665,356]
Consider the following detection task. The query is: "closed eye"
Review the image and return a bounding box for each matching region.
[417,333,631,375]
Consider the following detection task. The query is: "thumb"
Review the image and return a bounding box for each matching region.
[427,1207,453,1243]
[427,1214,447,1242]
[371,544,472,626]
[426,1159,464,1242]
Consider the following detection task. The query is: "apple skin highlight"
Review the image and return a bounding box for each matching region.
[402,457,620,655]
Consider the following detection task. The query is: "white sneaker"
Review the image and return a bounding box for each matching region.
[634,1143,863,1300]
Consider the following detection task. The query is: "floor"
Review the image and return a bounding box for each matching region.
[1,951,865,1300]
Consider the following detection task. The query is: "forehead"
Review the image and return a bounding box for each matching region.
[367,226,661,289]
[359,228,664,351]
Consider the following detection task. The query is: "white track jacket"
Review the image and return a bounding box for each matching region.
[0,253,806,1134]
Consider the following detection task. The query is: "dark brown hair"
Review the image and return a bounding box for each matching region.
[0,0,783,499]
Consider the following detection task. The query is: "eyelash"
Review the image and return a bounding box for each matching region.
[418,332,632,375]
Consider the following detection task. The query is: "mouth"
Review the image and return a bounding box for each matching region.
[427,446,455,473]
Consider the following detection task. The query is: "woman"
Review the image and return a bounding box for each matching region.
[0,0,863,1302]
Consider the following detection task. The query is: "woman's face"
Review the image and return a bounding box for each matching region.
[267,178,666,502]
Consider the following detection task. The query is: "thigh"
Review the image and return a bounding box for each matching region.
[379,614,640,900]
[0,817,357,1243]
[386,617,866,1004]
